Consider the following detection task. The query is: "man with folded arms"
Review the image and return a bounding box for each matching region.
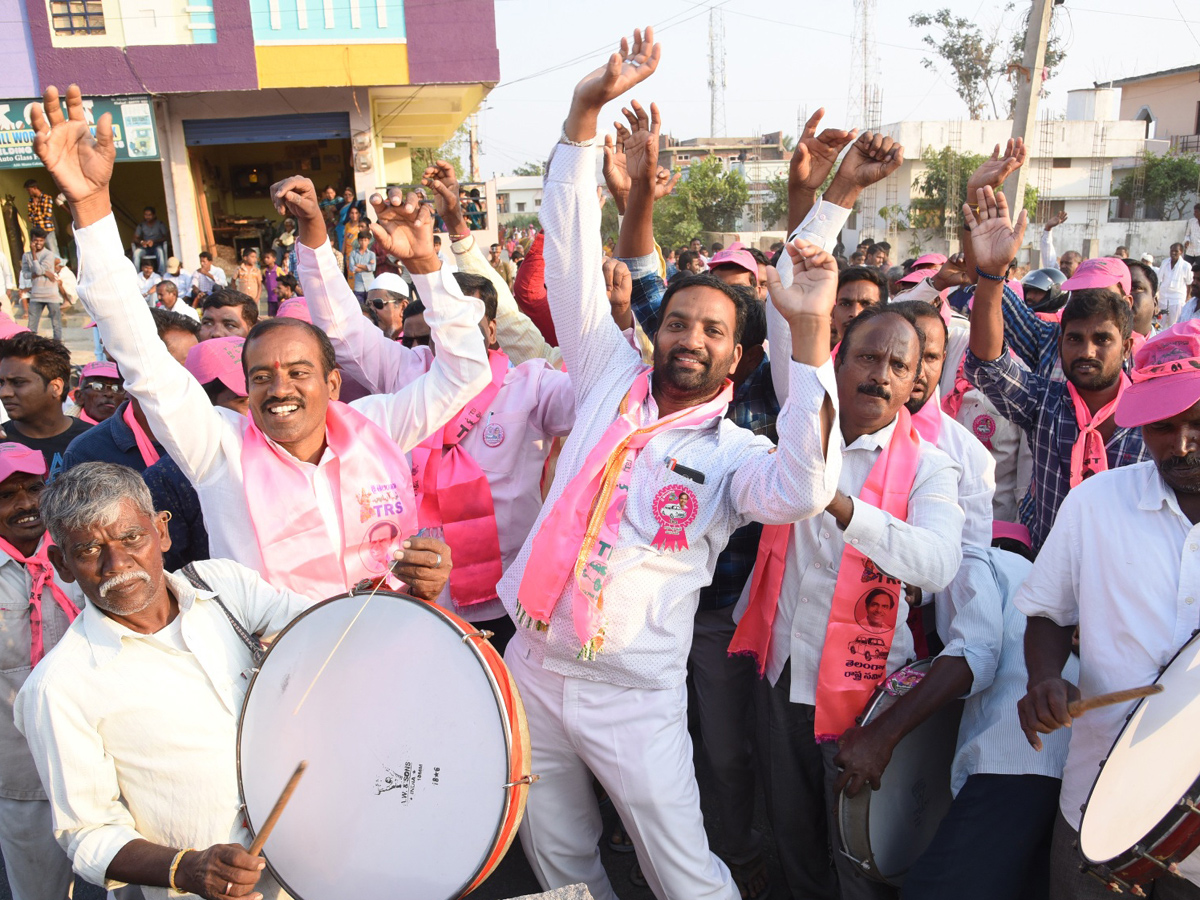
[281,172,574,651]
[1017,317,1200,898]
[31,84,490,605]
[16,463,311,900]
[499,29,841,900]
[0,443,81,900]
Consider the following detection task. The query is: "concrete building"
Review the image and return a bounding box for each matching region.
[852,88,1155,263]
[0,0,498,272]
[495,175,542,223]
[1111,64,1200,149]
[659,132,789,233]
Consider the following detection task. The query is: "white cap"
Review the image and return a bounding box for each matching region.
[1141,253,1155,264]
[367,272,410,297]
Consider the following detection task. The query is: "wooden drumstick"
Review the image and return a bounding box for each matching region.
[1067,684,1163,718]
[248,760,308,857]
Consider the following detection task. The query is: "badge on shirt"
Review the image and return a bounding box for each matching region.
[651,484,698,552]
[972,414,997,448]
[482,422,505,447]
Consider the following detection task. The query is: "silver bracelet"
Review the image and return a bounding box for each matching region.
[558,122,595,148]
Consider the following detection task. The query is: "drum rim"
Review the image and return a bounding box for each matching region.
[835,658,934,884]
[235,588,517,900]
[1078,626,1200,872]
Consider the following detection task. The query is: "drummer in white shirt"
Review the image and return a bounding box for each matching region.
[499,30,841,900]
[1017,318,1200,899]
[31,84,491,606]
[15,463,311,900]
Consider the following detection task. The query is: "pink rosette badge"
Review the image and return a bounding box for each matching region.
[651,484,698,552]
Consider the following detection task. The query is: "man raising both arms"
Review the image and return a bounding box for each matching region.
[32,84,492,605]
[500,29,841,900]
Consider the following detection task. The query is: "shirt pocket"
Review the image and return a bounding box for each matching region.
[474,410,529,477]
[0,604,32,674]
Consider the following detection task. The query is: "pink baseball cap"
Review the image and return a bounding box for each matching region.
[708,244,758,280]
[276,298,312,323]
[0,442,46,483]
[1061,257,1132,297]
[897,269,932,285]
[911,253,947,269]
[1115,320,1200,428]
[992,520,1032,549]
[80,361,119,381]
[0,311,28,340]
[185,336,247,397]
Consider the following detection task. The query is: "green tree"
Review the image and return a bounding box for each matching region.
[761,173,790,230]
[510,161,545,177]
[675,157,750,233]
[1113,149,1200,220]
[411,125,468,182]
[911,145,987,228]
[653,193,703,255]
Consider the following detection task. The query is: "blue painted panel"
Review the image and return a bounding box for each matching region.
[249,0,406,43]
[183,111,350,145]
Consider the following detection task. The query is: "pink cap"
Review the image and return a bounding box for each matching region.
[80,361,119,381]
[276,298,312,323]
[185,336,247,397]
[1060,257,1132,297]
[0,311,29,340]
[708,245,758,279]
[1116,320,1200,428]
[992,520,1032,549]
[897,269,932,285]
[0,442,46,483]
[911,253,947,269]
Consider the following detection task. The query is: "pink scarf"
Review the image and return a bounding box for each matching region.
[910,389,942,444]
[122,403,160,467]
[731,408,922,740]
[941,357,972,420]
[516,368,732,657]
[1066,374,1130,488]
[241,401,417,600]
[78,408,99,425]
[0,534,79,665]
[411,350,508,607]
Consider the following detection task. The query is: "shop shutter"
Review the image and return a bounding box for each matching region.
[183,112,352,146]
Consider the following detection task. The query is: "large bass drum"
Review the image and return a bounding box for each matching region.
[237,589,533,899]
[1079,629,1200,893]
[836,659,964,886]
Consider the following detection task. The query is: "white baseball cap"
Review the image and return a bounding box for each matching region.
[367,272,410,298]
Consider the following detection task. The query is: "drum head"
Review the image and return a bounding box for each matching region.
[1080,634,1200,865]
[238,592,512,900]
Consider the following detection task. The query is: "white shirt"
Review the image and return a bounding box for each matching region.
[1014,460,1200,886]
[497,142,841,690]
[931,408,996,547]
[135,271,161,301]
[163,270,192,297]
[1185,216,1200,252]
[937,546,1076,795]
[192,266,227,295]
[0,542,82,800]
[75,214,491,602]
[1039,229,1057,270]
[1159,257,1194,307]
[297,238,576,622]
[156,298,200,321]
[14,559,310,899]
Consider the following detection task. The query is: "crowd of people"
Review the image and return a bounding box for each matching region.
[0,24,1198,900]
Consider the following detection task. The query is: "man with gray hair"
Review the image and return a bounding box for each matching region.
[14,462,310,900]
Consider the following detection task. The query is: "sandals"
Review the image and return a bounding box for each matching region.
[608,821,635,853]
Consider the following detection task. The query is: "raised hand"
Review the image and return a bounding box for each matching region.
[790,108,857,194]
[1045,210,1068,231]
[966,138,1027,196]
[766,238,838,322]
[421,161,467,235]
[831,131,904,191]
[963,186,1028,276]
[565,27,662,143]
[618,100,661,189]
[603,257,633,329]
[602,129,631,214]
[654,166,681,199]
[30,85,115,227]
[369,188,438,274]
[270,176,321,223]
[931,252,971,292]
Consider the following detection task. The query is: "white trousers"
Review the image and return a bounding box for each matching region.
[0,797,74,900]
[506,639,737,900]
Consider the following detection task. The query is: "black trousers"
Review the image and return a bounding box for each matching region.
[902,773,1060,900]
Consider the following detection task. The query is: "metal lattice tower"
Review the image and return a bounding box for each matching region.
[858,87,884,240]
[944,119,963,244]
[846,0,877,129]
[708,7,726,138]
[1086,122,1107,241]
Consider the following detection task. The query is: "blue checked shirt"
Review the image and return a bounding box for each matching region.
[623,252,780,608]
[963,347,1148,552]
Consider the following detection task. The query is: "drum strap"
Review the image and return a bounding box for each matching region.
[182,563,266,663]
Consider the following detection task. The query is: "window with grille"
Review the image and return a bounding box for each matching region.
[49,0,106,35]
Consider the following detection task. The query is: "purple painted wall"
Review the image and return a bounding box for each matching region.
[0,0,40,97]
[403,0,499,85]
[26,0,257,96]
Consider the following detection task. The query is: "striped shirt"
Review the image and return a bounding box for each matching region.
[963,347,1148,552]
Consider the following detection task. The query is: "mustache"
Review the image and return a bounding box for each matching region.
[858,383,891,400]
[99,571,151,598]
[668,348,710,365]
[1161,453,1200,476]
[262,395,306,408]
[6,507,39,528]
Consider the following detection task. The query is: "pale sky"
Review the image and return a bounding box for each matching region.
[475,0,1200,178]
